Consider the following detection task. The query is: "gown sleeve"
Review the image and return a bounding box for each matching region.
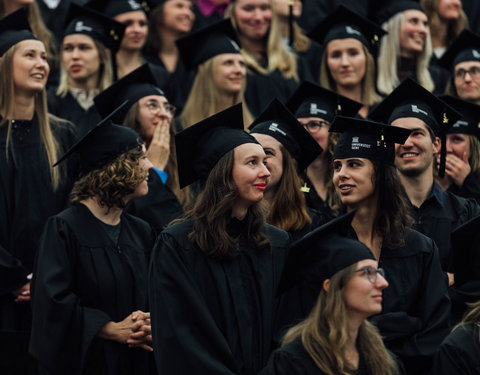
[259,348,311,375]
[456,172,480,204]
[0,243,29,296]
[29,216,111,375]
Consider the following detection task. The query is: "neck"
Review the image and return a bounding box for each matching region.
[81,198,123,225]
[435,174,453,191]
[432,22,448,49]
[336,84,363,105]
[4,3,22,14]
[216,92,237,113]
[276,15,289,39]
[13,93,36,120]
[238,34,265,54]
[263,187,276,204]
[349,204,381,259]
[68,75,99,91]
[231,201,249,220]
[116,49,143,79]
[398,167,433,208]
[158,31,179,72]
[306,154,329,199]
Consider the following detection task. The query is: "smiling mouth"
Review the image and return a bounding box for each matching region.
[401,152,418,158]
[254,183,266,191]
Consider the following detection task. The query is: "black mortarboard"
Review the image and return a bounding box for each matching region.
[451,215,480,287]
[309,5,386,52]
[63,3,126,52]
[94,63,166,123]
[286,80,363,122]
[85,0,150,18]
[330,116,411,165]
[176,19,241,69]
[175,103,259,188]
[438,30,480,71]
[248,99,323,170]
[0,9,37,57]
[371,0,423,25]
[54,101,142,174]
[439,95,480,138]
[368,78,461,175]
[277,209,375,294]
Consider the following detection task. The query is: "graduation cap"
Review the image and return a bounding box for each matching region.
[286,80,363,122]
[308,5,386,52]
[368,78,461,176]
[248,98,323,171]
[451,214,480,287]
[176,19,241,70]
[277,209,375,294]
[0,8,37,56]
[175,103,259,188]
[330,116,411,165]
[438,30,480,71]
[63,3,126,52]
[54,101,142,174]
[94,63,166,123]
[439,95,480,138]
[85,0,150,17]
[370,0,424,25]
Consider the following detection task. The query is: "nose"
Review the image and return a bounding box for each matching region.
[340,52,350,66]
[252,8,263,21]
[445,138,454,153]
[464,71,473,82]
[71,47,80,58]
[259,162,271,179]
[375,273,389,289]
[145,157,154,170]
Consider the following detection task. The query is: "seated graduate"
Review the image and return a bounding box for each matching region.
[262,211,403,375]
[148,103,290,374]
[285,80,363,218]
[47,3,125,135]
[248,98,327,240]
[29,104,156,375]
[329,116,451,375]
[94,63,187,231]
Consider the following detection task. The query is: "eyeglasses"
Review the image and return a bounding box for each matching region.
[302,120,330,132]
[144,100,176,117]
[454,66,480,79]
[354,266,385,284]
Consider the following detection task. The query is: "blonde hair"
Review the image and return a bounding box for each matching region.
[282,264,399,375]
[319,44,381,107]
[226,0,299,80]
[468,135,480,178]
[180,54,253,129]
[0,44,64,190]
[57,39,113,97]
[377,11,434,95]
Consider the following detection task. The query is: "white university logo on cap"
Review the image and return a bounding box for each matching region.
[229,39,240,51]
[411,105,428,116]
[128,0,142,10]
[269,123,287,136]
[351,136,371,150]
[309,103,327,116]
[473,50,480,59]
[345,26,361,36]
[75,21,93,33]
[453,120,469,128]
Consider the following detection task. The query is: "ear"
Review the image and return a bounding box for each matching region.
[323,279,330,292]
[432,136,441,154]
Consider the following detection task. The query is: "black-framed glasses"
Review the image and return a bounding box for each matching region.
[354,266,385,284]
[144,100,176,117]
[303,120,330,132]
[454,66,480,79]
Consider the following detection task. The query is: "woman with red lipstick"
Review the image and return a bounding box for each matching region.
[149,104,289,374]
[330,116,451,375]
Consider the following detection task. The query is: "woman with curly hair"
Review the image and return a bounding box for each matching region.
[30,108,156,375]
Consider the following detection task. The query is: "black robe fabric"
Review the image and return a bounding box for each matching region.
[432,323,480,374]
[149,218,290,375]
[302,175,334,220]
[47,88,102,136]
[447,172,480,204]
[296,40,323,83]
[126,171,183,232]
[29,204,155,375]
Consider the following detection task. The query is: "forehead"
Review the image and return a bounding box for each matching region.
[114,10,147,22]
[235,0,270,6]
[63,34,96,45]
[14,39,46,53]
[297,116,329,123]
[355,259,378,269]
[455,60,480,70]
[251,133,282,149]
[327,38,364,52]
[139,94,168,103]
[216,53,244,63]
[402,9,428,21]
[234,142,265,158]
[390,116,429,131]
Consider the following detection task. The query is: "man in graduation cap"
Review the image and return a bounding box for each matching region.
[369,78,480,278]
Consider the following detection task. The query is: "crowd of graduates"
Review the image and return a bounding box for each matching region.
[2,0,480,374]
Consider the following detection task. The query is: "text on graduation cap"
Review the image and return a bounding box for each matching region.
[75,21,92,33]
[351,136,371,150]
[269,123,287,136]
[310,103,327,116]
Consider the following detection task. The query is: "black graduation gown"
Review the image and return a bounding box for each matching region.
[29,204,155,375]
[295,40,322,83]
[126,171,183,232]
[432,323,480,374]
[303,176,334,220]
[149,218,290,375]
[447,172,480,204]
[47,88,102,136]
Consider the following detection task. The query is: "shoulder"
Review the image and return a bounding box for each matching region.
[443,323,479,347]
[264,224,291,248]
[158,220,195,249]
[122,212,154,234]
[385,228,436,258]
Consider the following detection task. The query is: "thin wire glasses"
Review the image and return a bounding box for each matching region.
[454,66,480,80]
[354,266,385,284]
[144,100,176,117]
[303,120,330,133]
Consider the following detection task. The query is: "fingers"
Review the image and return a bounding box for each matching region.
[128,342,154,352]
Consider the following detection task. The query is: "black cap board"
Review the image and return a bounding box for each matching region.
[0,8,38,57]
[175,103,259,188]
[85,0,150,17]
[371,0,424,25]
[439,95,480,138]
[94,63,166,123]
[63,3,126,52]
[248,98,323,170]
[330,116,411,165]
[277,209,375,294]
[308,5,386,52]
[438,30,480,71]
[286,80,363,122]
[451,214,480,286]
[54,101,142,174]
[176,19,241,69]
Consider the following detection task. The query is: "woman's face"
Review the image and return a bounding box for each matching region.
[333,157,377,208]
[271,0,302,19]
[326,38,366,90]
[232,142,271,207]
[234,0,272,42]
[251,133,283,192]
[115,11,148,51]
[62,34,100,86]
[128,145,154,200]
[297,117,330,151]
[160,0,195,35]
[437,0,462,21]
[398,10,429,58]
[446,133,471,160]
[342,259,388,320]
[137,95,173,142]
[212,53,246,96]
[13,39,49,95]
